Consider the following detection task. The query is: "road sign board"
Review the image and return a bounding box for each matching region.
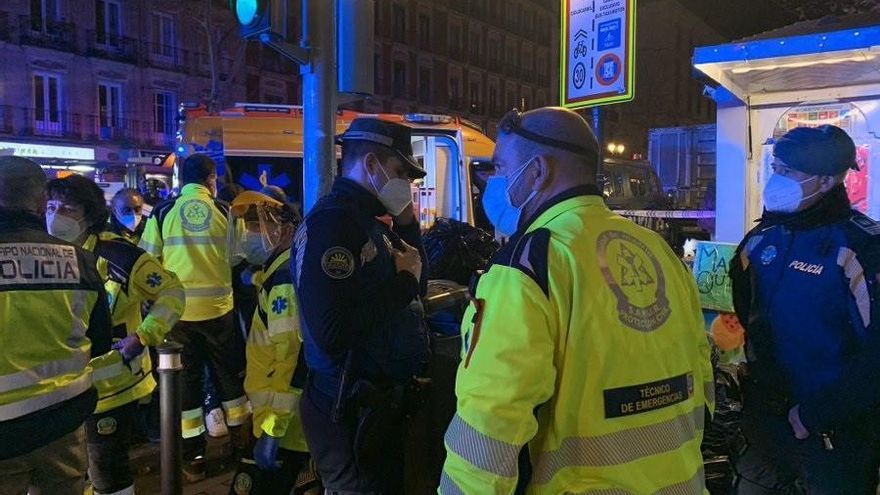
[561,0,636,109]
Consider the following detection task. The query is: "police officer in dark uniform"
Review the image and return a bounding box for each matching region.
[291,118,429,494]
[731,125,880,494]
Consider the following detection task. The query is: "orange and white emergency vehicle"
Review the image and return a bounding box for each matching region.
[176,103,496,230]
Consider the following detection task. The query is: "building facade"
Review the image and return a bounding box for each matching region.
[362,0,560,137]
[0,0,559,172]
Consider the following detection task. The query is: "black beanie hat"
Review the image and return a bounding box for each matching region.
[773,125,858,176]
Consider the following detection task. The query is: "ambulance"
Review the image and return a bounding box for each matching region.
[176,103,496,230]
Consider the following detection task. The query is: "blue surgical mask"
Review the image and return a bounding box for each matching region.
[242,232,271,265]
[482,157,539,236]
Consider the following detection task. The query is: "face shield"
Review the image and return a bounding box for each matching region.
[227,191,291,266]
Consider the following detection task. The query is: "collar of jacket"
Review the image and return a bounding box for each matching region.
[263,247,291,278]
[0,208,45,231]
[180,183,213,198]
[520,184,603,233]
[332,178,386,218]
[758,184,852,231]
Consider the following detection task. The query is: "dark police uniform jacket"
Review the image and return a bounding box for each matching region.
[731,187,880,432]
[291,178,429,402]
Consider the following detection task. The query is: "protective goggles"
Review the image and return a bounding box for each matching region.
[498,109,597,157]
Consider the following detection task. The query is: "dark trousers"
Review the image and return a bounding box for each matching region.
[168,312,247,460]
[84,401,138,494]
[734,410,880,495]
[300,386,407,495]
[229,449,311,495]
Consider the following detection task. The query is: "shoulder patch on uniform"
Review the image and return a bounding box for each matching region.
[321,247,355,280]
[851,214,880,236]
[96,416,117,435]
[493,228,551,296]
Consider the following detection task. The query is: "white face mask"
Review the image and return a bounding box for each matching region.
[47,213,86,242]
[365,160,413,216]
[762,174,821,213]
[116,212,143,232]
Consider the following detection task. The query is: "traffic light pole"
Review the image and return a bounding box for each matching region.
[301,0,337,213]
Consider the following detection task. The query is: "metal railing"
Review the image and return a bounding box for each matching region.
[11,107,170,146]
[85,30,139,64]
[142,42,186,72]
[18,16,77,52]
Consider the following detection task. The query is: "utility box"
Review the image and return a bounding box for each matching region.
[337,0,375,96]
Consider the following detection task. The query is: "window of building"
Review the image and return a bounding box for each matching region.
[30,0,61,32]
[468,30,482,63]
[98,82,122,130]
[151,12,175,57]
[33,73,62,134]
[469,82,481,113]
[154,91,175,135]
[488,85,498,114]
[374,54,382,94]
[96,0,122,46]
[392,4,406,42]
[393,61,407,97]
[419,68,432,103]
[450,24,462,58]
[418,14,431,48]
[489,39,500,69]
[449,76,460,108]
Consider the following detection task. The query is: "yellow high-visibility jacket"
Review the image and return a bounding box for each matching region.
[245,248,308,452]
[85,232,185,413]
[0,212,112,459]
[441,191,714,495]
[139,183,232,322]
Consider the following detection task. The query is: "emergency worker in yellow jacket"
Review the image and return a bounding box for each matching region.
[0,156,113,495]
[440,108,714,495]
[227,191,314,495]
[140,153,249,480]
[46,175,185,495]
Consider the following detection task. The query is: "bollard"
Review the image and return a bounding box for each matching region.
[157,341,184,495]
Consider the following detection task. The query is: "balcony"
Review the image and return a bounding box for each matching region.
[142,42,186,72]
[91,117,145,144]
[19,16,77,52]
[85,31,139,64]
[15,107,150,145]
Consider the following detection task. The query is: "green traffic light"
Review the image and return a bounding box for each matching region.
[236,0,258,25]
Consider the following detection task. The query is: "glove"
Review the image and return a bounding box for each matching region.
[253,434,280,472]
[391,239,423,281]
[112,335,145,364]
